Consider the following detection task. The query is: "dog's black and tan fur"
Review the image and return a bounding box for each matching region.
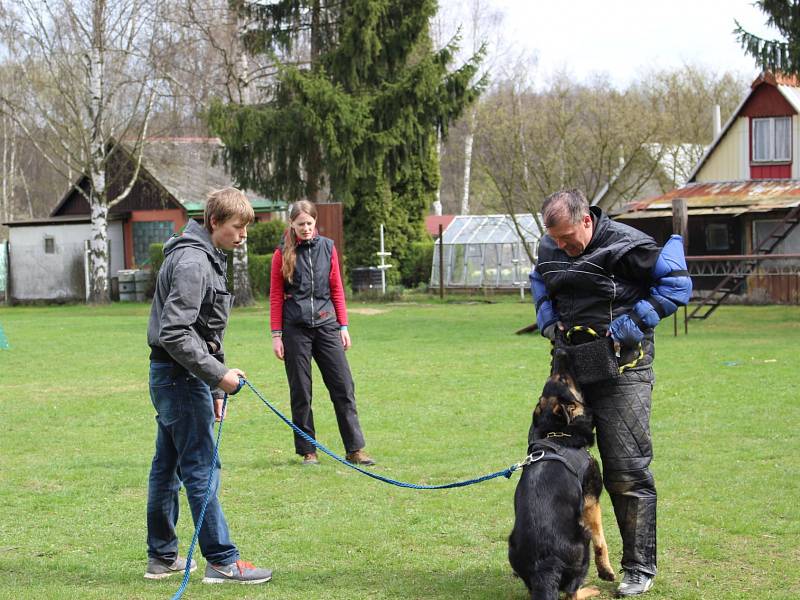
[508,349,615,600]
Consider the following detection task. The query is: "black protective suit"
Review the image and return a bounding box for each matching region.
[529,207,692,577]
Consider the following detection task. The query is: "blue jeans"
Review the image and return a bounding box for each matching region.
[146,362,239,565]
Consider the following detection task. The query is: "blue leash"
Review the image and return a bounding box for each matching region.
[171,377,522,598]
[242,378,520,489]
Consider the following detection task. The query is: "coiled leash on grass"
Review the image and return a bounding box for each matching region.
[172,377,526,599]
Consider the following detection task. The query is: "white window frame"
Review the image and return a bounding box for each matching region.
[752,116,792,163]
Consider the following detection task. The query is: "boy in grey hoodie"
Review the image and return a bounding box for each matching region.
[144,187,273,585]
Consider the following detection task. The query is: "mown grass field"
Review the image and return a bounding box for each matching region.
[0,301,798,600]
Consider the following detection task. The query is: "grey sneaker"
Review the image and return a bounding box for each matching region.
[144,556,197,580]
[616,570,654,597]
[202,559,273,584]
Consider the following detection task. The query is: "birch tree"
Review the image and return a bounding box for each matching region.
[433,0,499,216]
[0,0,165,302]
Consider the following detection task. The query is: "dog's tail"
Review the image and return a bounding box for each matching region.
[529,555,565,600]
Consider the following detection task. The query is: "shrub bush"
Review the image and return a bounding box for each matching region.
[146,243,166,298]
[247,220,286,255]
[248,253,273,298]
[400,239,434,288]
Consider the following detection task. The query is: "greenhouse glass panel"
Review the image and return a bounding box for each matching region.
[483,244,499,286]
[430,213,542,289]
[431,242,442,283]
[498,243,516,285]
[465,244,484,286]
[450,244,466,285]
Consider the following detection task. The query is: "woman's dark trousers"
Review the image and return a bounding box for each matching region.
[282,322,366,455]
[585,366,657,577]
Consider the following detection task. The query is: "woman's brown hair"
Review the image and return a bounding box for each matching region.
[282,200,318,283]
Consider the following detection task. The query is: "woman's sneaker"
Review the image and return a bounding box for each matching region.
[202,559,273,584]
[144,556,197,579]
[616,570,653,596]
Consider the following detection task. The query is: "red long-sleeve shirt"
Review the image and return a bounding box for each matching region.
[269,244,348,332]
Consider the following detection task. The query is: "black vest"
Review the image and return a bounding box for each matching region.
[280,235,337,328]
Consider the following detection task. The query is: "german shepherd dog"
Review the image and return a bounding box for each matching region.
[508,348,615,600]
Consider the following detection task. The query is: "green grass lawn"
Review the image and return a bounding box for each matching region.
[0,301,798,600]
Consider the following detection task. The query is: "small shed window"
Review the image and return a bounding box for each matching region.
[752,116,791,162]
[704,223,730,251]
[44,237,55,254]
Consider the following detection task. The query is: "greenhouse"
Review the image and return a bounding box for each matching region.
[430,214,542,290]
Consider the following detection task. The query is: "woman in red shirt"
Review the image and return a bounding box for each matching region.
[270,200,375,466]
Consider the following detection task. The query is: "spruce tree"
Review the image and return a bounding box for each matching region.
[735,1,800,76]
[208,0,483,270]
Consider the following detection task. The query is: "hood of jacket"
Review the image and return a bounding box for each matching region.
[164,220,226,274]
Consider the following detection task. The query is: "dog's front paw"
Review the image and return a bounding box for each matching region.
[597,565,616,581]
[575,586,601,599]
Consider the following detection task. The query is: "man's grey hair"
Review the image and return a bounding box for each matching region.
[542,189,590,228]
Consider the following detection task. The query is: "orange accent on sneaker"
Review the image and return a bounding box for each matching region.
[235,560,255,573]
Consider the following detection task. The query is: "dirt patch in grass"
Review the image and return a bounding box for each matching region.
[349,307,388,315]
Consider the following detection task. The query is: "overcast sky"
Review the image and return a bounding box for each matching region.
[439,0,785,87]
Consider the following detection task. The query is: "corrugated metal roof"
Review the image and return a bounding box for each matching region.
[614,179,800,219]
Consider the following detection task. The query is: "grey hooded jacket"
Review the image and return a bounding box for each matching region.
[147,219,233,389]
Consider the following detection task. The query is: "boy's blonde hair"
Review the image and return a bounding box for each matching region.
[204,187,255,232]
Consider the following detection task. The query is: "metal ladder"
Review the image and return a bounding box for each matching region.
[688,204,800,320]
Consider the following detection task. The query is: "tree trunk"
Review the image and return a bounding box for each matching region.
[232,241,253,306]
[230,10,254,304]
[20,168,33,218]
[433,126,442,216]
[89,196,110,303]
[1,117,8,225]
[88,0,109,304]
[461,107,475,215]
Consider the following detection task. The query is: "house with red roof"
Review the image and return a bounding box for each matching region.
[614,72,800,309]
